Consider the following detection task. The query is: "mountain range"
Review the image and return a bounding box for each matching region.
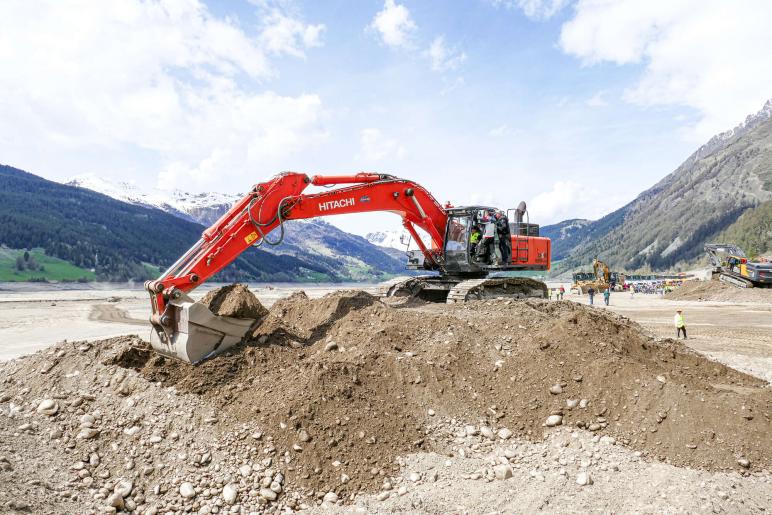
[3,100,770,282]
[0,166,407,282]
[542,99,772,274]
[64,175,409,282]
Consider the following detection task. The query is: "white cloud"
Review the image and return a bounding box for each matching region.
[0,0,326,190]
[529,180,620,224]
[559,0,772,139]
[426,36,467,72]
[490,0,571,19]
[369,0,417,48]
[359,128,406,161]
[585,91,608,107]
[259,9,325,58]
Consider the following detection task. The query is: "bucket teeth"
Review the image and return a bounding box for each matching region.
[150,291,257,364]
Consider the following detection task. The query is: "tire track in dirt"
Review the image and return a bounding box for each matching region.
[88,303,146,326]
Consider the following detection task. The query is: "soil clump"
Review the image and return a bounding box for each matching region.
[200,283,268,319]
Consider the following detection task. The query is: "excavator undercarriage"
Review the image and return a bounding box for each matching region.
[378,275,548,303]
[146,172,551,364]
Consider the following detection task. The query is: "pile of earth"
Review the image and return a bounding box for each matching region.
[1,285,771,513]
[121,287,771,490]
[666,279,772,302]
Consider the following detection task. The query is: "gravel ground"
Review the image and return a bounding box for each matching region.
[318,424,771,514]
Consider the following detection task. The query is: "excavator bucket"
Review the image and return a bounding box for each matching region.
[149,290,257,364]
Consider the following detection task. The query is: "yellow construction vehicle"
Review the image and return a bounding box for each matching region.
[705,244,772,288]
[571,258,624,294]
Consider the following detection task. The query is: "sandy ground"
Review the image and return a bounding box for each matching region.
[0,283,378,361]
[1,282,771,514]
[569,290,772,383]
[3,283,769,384]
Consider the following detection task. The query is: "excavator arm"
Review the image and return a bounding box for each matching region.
[146,171,449,363]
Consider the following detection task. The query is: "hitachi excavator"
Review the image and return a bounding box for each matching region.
[146,172,551,363]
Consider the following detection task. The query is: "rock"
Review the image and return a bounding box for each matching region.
[298,429,311,442]
[545,415,563,427]
[340,473,350,484]
[493,464,513,480]
[738,458,750,469]
[239,464,252,477]
[549,384,563,395]
[656,375,667,383]
[323,491,338,504]
[398,485,408,496]
[114,479,133,498]
[408,472,421,482]
[566,399,579,409]
[179,482,196,499]
[222,483,238,504]
[588,423,601,431]
[80,414,95,427]
[427,408,436,416]
[377,491,390,501]
[106,492,124,509]
[579,399,589,409]
[76,428,100,440]
[324,341,338,352]
[480,426,495,440]
[497,428,513,440]
[270,481,282,494]
[260,487,278,501]
[464,425,479,436]
[576,472,593,486]
[36,399,59,416]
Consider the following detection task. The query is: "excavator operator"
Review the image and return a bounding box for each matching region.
[495,211,511,264]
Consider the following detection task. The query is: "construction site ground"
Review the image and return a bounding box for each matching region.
[0,281,771,514]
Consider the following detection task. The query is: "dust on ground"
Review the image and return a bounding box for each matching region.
[666,279,772,302]
[1,285,771,514]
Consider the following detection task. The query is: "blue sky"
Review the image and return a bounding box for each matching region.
[1,0,770,236]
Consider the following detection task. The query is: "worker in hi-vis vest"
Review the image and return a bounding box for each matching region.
[674,309,687,339]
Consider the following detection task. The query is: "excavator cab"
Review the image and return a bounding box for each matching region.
[436,206,550,275]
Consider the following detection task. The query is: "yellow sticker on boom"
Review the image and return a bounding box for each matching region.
[245,231,259,245]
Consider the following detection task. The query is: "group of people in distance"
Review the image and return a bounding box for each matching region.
[469,209,511,265]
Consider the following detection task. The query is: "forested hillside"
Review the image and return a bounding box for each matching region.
[0,165,403,282]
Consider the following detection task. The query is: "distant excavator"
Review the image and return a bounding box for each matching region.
[145,172,552,363]
[704,243,772,288]
[571,258,623,294]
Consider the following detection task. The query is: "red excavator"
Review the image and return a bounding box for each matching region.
[146,172,551,363]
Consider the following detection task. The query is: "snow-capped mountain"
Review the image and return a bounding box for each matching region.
[66,174,241,226]
[365,230,408,250]
[65,174,411,280]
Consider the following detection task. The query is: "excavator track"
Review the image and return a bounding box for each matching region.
[377,275,443,299]
[446,277,548,303]
[379,276,548,303]
[718,273,754,289]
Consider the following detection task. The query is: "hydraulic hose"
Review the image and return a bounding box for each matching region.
[247,195,291,247]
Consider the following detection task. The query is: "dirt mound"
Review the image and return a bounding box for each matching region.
[114,294,771,499]
[4,290,771,512]
[666,279,772,302]
[200,283,268,319]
